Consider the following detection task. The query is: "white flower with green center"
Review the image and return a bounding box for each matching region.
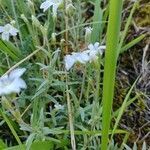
[0,68,27,96]
[40,0,63,18]
[0,24,19,41]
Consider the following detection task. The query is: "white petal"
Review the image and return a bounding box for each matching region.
[0,26,4,33]
[9,68,26,79]
[85,27,92,34]
[0,88,6,95]
[4,24,11,28]
[3,24,11,32]
[13,78,27,89]
[94,42,100,48]
[2,32,9,41]
[64,55,75,70]
[72,52,89,64]
[97,45,106,55]
[0,78,7,95]
[54,103,64,110]
[97,49,103,55]
[81,52,90,62]
[99,45,106,49]
[9,27,19,36]
[0,70,26,95]
[0,86,15,95]
[40,1,53,12]
[84,49,91,54]
[0,74,9,81]
[4,78,26,94]
[88,44,94,51]
[5,81,20,94]
[89,50,98,60]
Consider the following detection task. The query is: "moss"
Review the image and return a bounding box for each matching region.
[135,4,150,27]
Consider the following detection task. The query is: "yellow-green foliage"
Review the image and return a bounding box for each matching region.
[135,4,150,27]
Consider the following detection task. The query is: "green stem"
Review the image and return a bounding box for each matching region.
[11,0,24,48]
[101,0,123,149]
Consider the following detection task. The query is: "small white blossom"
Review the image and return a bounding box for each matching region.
[64,42,106,70]
[72,52,90,64]
[87,42,106,61]
[40,0,63,17]
[85,27,92,35]
[64,52,90,70]
[0,68,27,96]
[0,24,19,41]
[66,3,76,16]
[54,103,64,110]
[88,42,105,55]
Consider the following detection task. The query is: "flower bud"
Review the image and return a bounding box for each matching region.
[32,15,41,27]
[27,0,34,8]
[85,27,92,44]
[21,14,29,23]
[66,3,76,16]
[51,33,57,44]
[10,20,16,25]
[60,38,65,46]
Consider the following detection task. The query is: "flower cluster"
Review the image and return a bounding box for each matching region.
[40,0,63,18]
[0,24,18,41]
[64,42,106,70]
[0,68,27,96]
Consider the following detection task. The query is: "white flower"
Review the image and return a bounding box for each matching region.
[0,68,27,96]
[87,42,106,60]
[54,103,64,110]
[0,24,19,41]
[40,0,63,17]
[64,42,106,70]
[72,52,90,64]
[64,52,90,70]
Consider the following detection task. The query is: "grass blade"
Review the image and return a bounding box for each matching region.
[91,0,103,43]
[111,76,140,140]
[120,34,146,54]
[118,1,138,55]
[0,109,22,146]
[101,0,123,149]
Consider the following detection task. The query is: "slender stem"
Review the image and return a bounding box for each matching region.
[65,72,76,150]
[11,0,24,48]
[64,0,69,54]
[64,0,76,149]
